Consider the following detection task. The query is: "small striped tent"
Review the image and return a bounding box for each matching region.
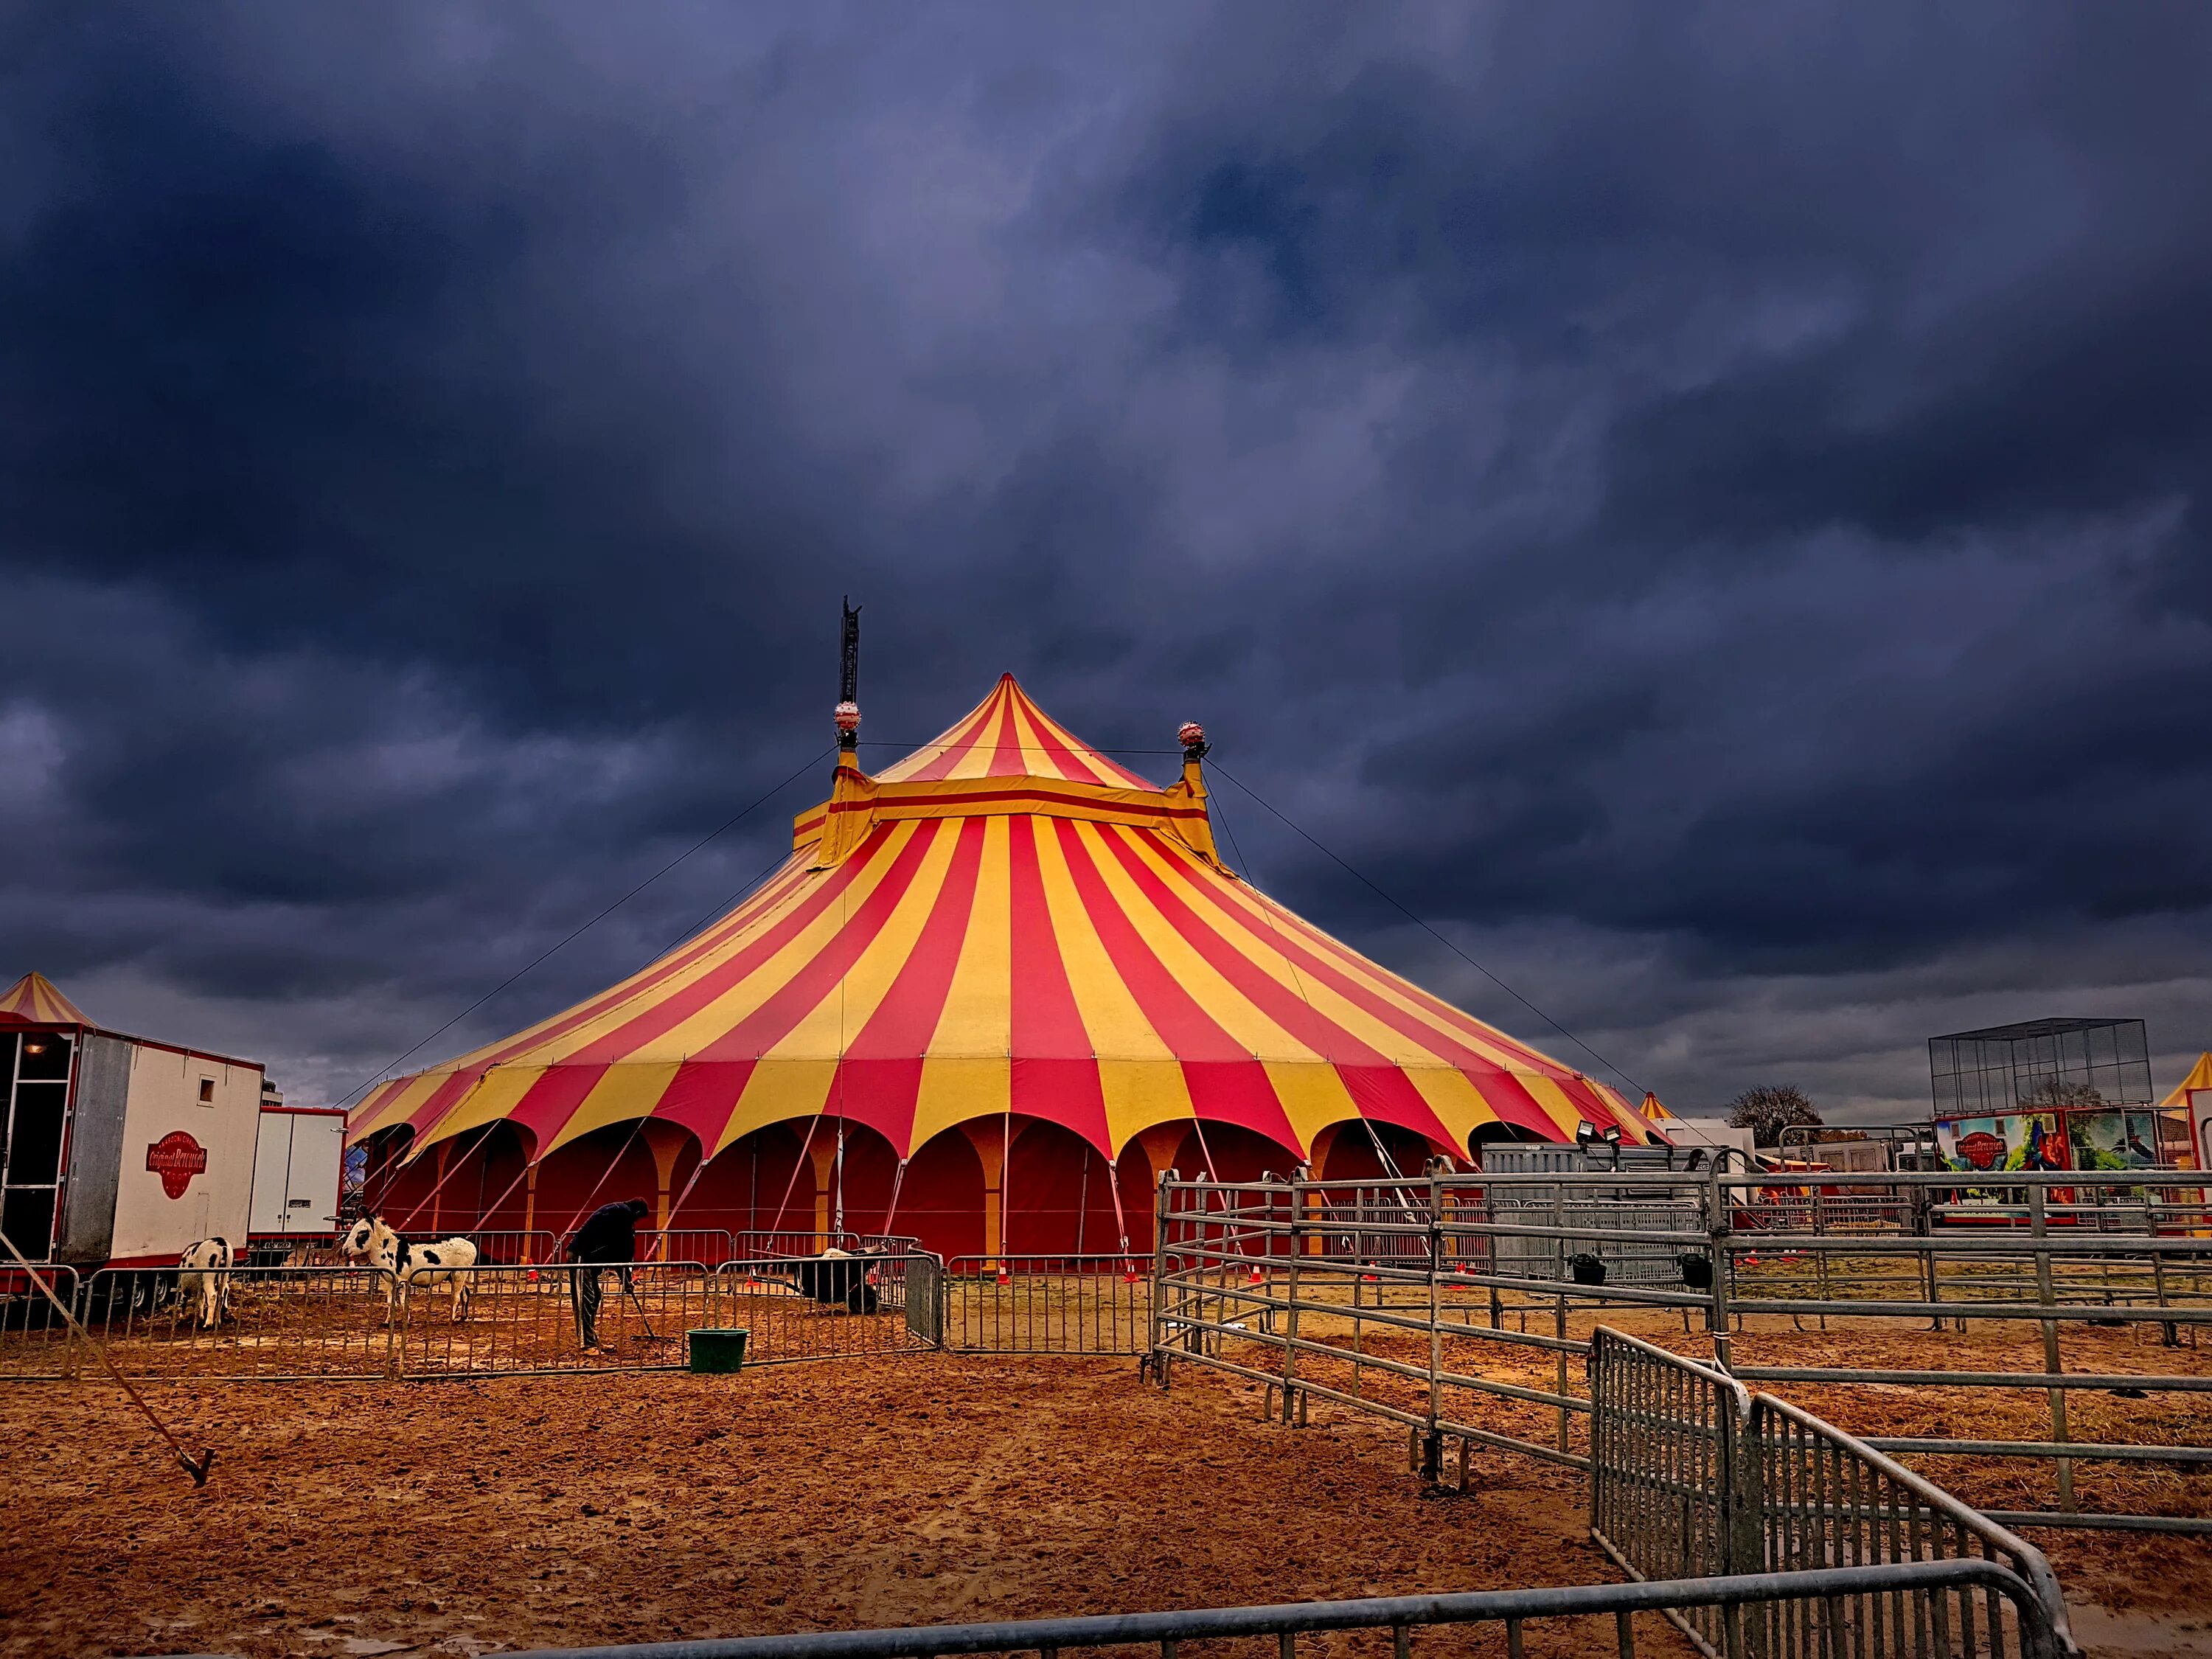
[0,972,91,1029]
[350,678,1657,1260]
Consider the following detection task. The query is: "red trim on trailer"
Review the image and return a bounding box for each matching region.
[102,1032,266,1071]
[2,1020,262,1071]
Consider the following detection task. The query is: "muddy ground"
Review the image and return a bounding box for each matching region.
[9,1333,2212,1658]
[3,1355,1677,1659]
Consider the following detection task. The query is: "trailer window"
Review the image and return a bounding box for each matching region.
[18,1034,70,1082]
[198,1077,215,1104]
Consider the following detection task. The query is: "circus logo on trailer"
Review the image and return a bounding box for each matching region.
[1955,1130,2005,1172]
[146,1131,208,1199]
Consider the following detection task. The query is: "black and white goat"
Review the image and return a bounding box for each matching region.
[353,1217,479,1323]
[175,1237,234,1329]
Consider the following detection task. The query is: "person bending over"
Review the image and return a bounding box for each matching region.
[568,1197,650,1349]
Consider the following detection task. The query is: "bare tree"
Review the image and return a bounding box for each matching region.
[1726,1085,1823,1148]
[2023,1077,2104,1110]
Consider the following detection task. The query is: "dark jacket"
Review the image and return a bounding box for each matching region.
[571,1202,647,1264]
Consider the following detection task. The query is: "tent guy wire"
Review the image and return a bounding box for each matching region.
[1208,760,1647,1102]
[333,744,834,1109]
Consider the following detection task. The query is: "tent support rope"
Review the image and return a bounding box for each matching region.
[766,1116,823,1245]
[551,1116,650,1254]
[881,1157,909,1239]
[391,1126,499,1233]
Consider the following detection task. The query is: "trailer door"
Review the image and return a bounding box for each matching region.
[1,1031,73,1259]
[249,1108,345,1240]
[249,1110,294,1236]
[288,1113,345,1235]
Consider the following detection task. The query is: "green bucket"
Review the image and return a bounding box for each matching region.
[687,1327,749,1374]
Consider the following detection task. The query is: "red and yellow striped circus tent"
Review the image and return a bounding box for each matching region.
[0,971,91,1028]
[349,677,1658,1262]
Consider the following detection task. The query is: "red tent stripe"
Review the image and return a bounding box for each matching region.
[505,1061,616,1147]
[1009,816,1111,1152]
[1090,827,1453,1146]
[1018,700,1116,787]
[900,692,1004,782]
[1050,819,1301,1148]
[394,1064,495,1141]
[833,816,991,1148]
[560,828,914,1066]
[983,694,1027,777]
[689,824,942,1064]
[1032,704,1152,789]
[1016,695,1153,790]
[1143,842,1561,1138]
[651,1059,759,1146]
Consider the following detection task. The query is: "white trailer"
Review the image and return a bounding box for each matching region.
[1,972,275,1269]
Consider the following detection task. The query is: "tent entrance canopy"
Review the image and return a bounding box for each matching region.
[349,677,1655,1174]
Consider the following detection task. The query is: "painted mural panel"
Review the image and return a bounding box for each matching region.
[1937,1112,2068,1174]
[2066,1111,2160,1172]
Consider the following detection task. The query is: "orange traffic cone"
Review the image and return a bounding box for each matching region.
[1248,1264,1265,1284]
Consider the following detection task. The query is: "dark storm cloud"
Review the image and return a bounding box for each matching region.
[5,1,2210,1115]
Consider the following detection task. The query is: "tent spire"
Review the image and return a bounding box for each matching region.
[1165,719,1227,868]
[835,596,862,754]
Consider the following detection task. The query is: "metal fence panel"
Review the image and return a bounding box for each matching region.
[395,1262,719,1377]
[1153,1176,2081,1658]
[493,1562,2068,1659]
[1751,1393,2074,1659]
[0,1264,77,1379]
[902,1253,942,1347]
[453,1230,560,1266]
[80,1265,397,1382]
[942,1256,1152,1354]
[1587,1327,1753,1657]
[707,1257,928,1368]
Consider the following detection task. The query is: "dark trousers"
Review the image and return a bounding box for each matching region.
[571,1265,604,1347]
[571,1264,633,1347]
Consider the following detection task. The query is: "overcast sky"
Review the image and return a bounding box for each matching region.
[7,3,2209,1123]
